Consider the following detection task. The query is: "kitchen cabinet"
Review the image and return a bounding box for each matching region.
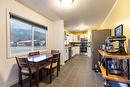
[72,47,80,57]
[73,35,78,41]
[72,47,76,57]
[64,47,69,62]
[75,47,80,54]
[64,46,80,61]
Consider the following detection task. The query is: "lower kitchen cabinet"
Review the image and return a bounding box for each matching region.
[64,47,69,62]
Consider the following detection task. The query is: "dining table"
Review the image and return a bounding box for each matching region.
[28,53,53,87]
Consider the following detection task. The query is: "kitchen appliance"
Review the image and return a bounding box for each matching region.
[68,46,72,59]
[80,38,87,54]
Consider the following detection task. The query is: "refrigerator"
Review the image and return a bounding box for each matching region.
[91,29,111,69]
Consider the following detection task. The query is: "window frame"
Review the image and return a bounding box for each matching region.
[6,12,48,58]
[33,26,47,50]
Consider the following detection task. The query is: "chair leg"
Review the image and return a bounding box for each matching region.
[29,75,32,87]
[57,67,59,77]
[58,59,60,71]
[49,70,52,83]
[52,69,54,73]
[39,70,43,81]
[19,71,22,87]
[58,65,60,71]
[47,70,49,75]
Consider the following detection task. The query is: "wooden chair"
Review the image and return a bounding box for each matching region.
[15,57,36,87]
[28,51,44,81]
[51,50,59,54]
[28,51,40,56]
[51,50,60,71]
[42,53,60,83]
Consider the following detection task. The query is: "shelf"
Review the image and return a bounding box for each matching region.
[98,62,130,84]
[98,50,130,59]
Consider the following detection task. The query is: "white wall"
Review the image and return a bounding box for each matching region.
[0,0,54,86]
[52,20,65,65]
[87,30,92,57]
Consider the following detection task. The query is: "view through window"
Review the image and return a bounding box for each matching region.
[10,15,47,54]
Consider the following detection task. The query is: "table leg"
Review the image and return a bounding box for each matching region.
[127,59,130,87]
[105,58,108,76]
[36,63,39,87]
[127,59,130,79]
[58,58,60,71]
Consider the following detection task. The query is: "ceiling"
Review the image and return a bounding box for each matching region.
[17,0,117,31]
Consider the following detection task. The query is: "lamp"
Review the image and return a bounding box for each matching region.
[60,0,74,6]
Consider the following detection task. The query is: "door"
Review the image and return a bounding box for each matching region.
[91,29,111,69]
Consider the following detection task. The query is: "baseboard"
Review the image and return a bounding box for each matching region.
[61,62,65,65]
[2,79,18,87]
[2,76,27,87]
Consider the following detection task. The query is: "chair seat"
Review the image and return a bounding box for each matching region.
[21,65,44,74]
[21,67,36,74]
[42,63,57,69]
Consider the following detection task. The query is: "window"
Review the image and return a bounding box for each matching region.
[34,27,46,50]
[9,13,47,55]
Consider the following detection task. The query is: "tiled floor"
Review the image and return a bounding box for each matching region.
[12,55,103,87]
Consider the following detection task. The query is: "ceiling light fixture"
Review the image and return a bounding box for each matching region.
[60,0,74,7]
[76,24,90,31]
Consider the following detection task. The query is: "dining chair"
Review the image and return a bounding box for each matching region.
[42,53,60,83]
[28,51,40,56]
[15,56,36,87]
[51,50,60,71]
[51,50,59,54]
[28,51,45,81]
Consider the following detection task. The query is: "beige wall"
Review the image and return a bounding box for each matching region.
[0,0,54,86]
[100,0,130,41]
[53,20,65,65]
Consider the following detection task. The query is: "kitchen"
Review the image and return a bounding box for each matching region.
[64,30,88,62]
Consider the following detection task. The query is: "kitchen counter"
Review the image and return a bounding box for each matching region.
[64,46,80,62]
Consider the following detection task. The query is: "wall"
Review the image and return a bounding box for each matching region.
[87,29,92,57]
[0,0,54,86]
[100,0,130,43]
[53,20,65,65]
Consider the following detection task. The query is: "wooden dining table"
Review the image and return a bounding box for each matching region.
[28,53,53,87]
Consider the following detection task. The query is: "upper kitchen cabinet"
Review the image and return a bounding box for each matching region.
[64,31,73,46]
[71,31,88,42]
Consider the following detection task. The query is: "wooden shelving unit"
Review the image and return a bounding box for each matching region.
[98,50,130,59]
[98,62,130,84]
[98,50,130,85]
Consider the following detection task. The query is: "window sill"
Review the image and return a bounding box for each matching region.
[7,48,49,59]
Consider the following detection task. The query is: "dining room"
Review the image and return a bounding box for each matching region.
[1,0,130,87]
[0,0,65,87]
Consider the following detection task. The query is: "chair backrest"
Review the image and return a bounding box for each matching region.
[15,57,31,74]
[28,51,40,56]
[50,53,60,69]
[51,50,59,54]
